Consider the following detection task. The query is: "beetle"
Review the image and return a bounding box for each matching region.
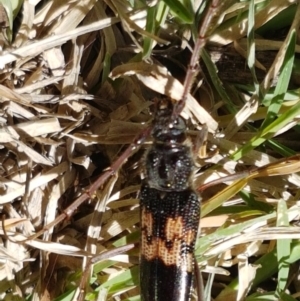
[140,98,200,301]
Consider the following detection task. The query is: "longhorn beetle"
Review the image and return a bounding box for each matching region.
[21,1,300,301]
[140,97,201,301]
[138,0,225,299]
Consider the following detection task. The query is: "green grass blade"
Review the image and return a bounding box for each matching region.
[142,5,157,59]
[201,178,249,217]
[196,212,277,258]
[261,30,296,129]
[253,240,300,287]
[278,292,298,301]
[239,190,273,213]
[276,199,291,294]
[265,139,296,157]
[231,99,300,161]
[53,289,75,301]
[102,53,111,83]
[201,48,236,114]
[162,0,193,23]
[99,266,139,291]
[256,5,296,36]
[217,241,300,300]
[247,0,259,93]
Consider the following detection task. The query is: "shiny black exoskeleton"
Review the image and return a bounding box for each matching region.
[140,99,200,301]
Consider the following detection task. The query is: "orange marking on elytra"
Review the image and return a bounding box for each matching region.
[141,211,196,272]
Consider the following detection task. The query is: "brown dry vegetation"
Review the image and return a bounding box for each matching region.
[1,1,300,301]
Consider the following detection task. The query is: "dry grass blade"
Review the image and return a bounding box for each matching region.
[110,62,218,131]
[0,17,119,67]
